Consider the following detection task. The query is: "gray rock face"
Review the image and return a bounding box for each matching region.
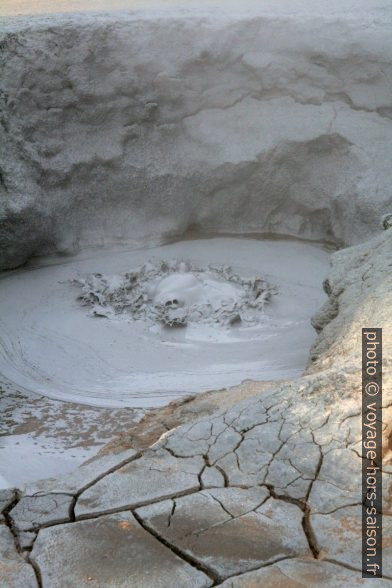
[0,525,37,587]
[309,230,392,368]
[1,4,392,268]
[30,511,213,588]
[9,494,73,531]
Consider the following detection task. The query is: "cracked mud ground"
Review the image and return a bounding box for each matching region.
[0,233,391,586]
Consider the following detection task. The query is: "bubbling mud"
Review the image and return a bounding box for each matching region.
[73,260,276,327]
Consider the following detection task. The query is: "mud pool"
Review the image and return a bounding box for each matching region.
[0,237,329,409]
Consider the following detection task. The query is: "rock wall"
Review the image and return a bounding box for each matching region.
[310,228,392,368]
[1,5,392,268]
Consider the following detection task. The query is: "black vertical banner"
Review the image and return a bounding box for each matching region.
[362,328,382,578]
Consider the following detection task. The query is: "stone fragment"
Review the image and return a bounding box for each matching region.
[219,557,392,587]
[136,492,309,580]
[75,450,203,519]
[9,494,73,531]
[0,525,37,587]
[30,511,212,587]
